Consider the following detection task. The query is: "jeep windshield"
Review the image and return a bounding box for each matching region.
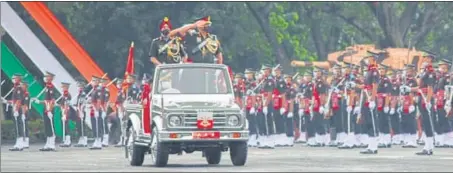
[155,66,232,94]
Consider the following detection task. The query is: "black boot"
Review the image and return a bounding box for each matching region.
[415,149,433,156]
[360,149,378,154]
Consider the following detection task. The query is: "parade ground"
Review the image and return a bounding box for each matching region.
[1,144,452,172]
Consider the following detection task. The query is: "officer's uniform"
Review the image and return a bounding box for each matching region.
[88,76,103,150]
[114,79,126,147]
[244,69,258,147]
[9,74,25,151]
[307,67,328,147]
[185,16,222,64]
[388,70,403,145]
[149,18,186,65]
[126,74,141,103]
[272,66,288,147]
[294,76,308,143]
[20,80,30,149]
[283,74,297,147]
[416,51,436,155]
[74,80,88,147]
[58,82,73,147]
[257,64,276,149]
[376,64,392,148]
[433,59,453,148]
[327,64,346,147]
[399,65,419,148]
[98,78,111,147]
[39,71,58,151]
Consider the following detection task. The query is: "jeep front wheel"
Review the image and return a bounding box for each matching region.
[126,129,146,166]
[229,141,248,166]
[150,126,169,167]
[205,148,222,164]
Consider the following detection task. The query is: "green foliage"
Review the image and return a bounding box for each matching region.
[4,2,453,75]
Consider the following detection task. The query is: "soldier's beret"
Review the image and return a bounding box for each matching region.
[61,82,71,86]
[261,64,271,70]
[244,68,255,74]
[45,71,55,77]
[365,50,382,60]
[438,58,452,66]
[421,49,436,59]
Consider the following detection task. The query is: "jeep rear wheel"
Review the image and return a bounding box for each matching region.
[150,126,169,167]
[205,148,222,164]
[229,141,248,166]
[126,129,146,166]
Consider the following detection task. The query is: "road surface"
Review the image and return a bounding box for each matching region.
[1,144,452,172]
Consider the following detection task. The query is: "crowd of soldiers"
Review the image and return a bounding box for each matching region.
[3,15,453,157]
[233,51,453,155]
[3,71,152,152]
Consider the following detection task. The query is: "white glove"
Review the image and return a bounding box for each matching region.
[397,106,402,113]
[444,105,451,114]
[384,106,390,113]
[425,103,432,110]
[409,105,415,113]
[353,106,360,115]
[389,108,395,115]
[346,106,353,113]
[48,112,54,119]
[319,106,325,114]
[369,101,376,109]
[21,114,26,121]
[287,112,294,118]
[94,111,100,118]
[250,107,256,114]
[280,108,286,115]
[13,111,19,118]
[62,115,67,121]
[117,111,123,119]
[102,111,107,119]
[298,109,303,116]
[263,106,268,115]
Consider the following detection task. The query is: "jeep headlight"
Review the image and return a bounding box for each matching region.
[227,115,240,126]
[168,115,182,127]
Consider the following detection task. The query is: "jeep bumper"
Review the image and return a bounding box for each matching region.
[158,130,249,142]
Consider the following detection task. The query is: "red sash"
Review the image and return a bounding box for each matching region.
[331,92,340,110]
[272,89,282,109]
[245,96,253,110]
[377,93,386,111]
[402,95,411,114]
[436,90,445,108]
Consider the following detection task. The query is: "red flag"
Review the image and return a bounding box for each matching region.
[124,41,135,79]
[122,42,134,91]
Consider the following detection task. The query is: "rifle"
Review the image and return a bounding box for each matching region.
[247,64,281,95]
[1,80,5,86]
[324,77,346,117]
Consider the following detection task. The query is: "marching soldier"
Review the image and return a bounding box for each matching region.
[149,17,187,66]
[114,79,126,147]
[434,59,453,148]
[257,64,276,149]
[415,51,436,155]
[376,64,392,148]
[58,82,73,147]
[99,78,111,147]
[272,66,288,146]
[283,74,297,147]
[20,80,30,149]
[356,51,380,154]
[88,76,102,150]
[311,67,328,147]
[36,72,58,151]
[9,74,25,151]
[399,64,418,148]
[244,69,258,147]
[300,71,316,146]
[74,79,88,147]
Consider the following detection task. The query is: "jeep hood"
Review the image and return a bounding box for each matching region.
[152,94,238,109]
